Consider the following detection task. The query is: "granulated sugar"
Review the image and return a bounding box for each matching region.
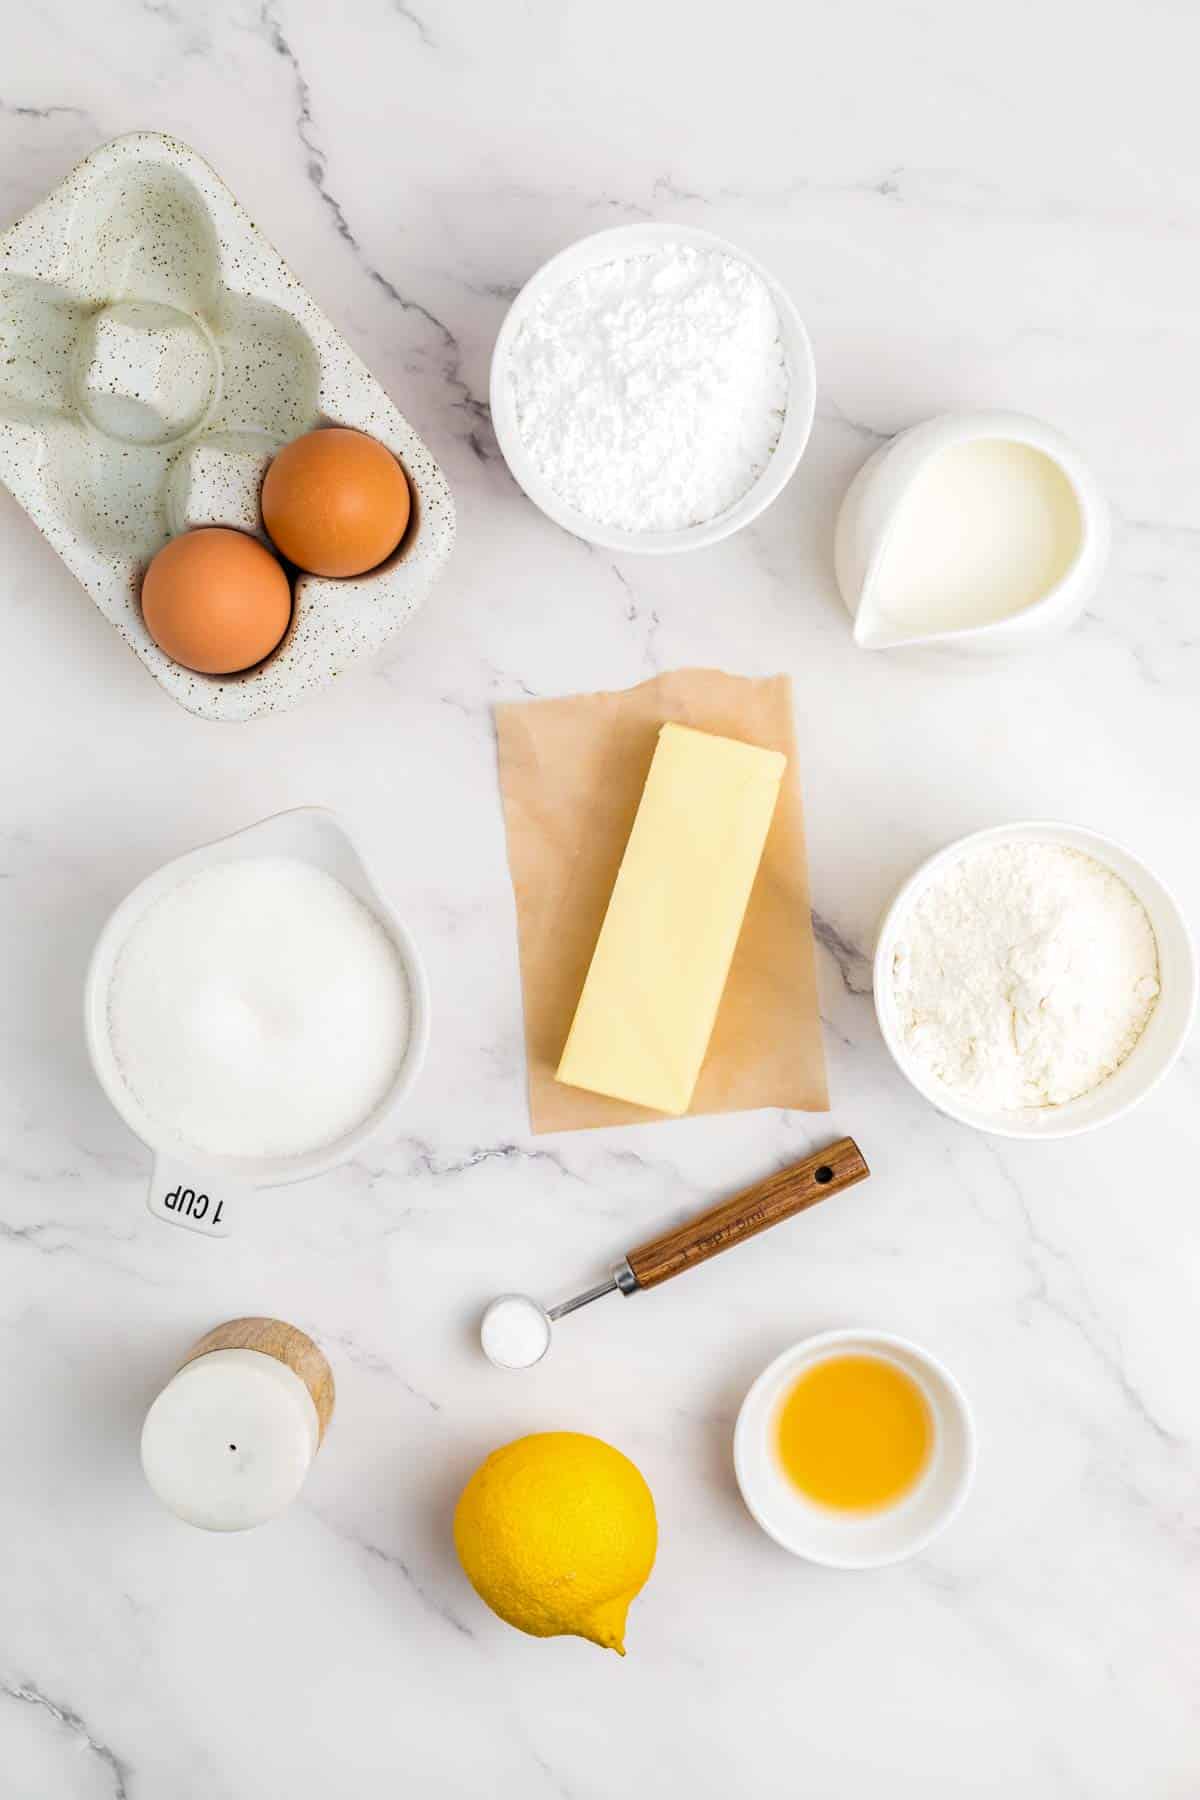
[108,856,410,1158]
[508,243,789,532]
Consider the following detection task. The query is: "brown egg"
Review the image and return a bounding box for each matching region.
[261,426,411,577]
[141,528,292,675]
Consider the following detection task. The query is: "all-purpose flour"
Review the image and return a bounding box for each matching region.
[892,843,1160,1111]
[508,244,789,532]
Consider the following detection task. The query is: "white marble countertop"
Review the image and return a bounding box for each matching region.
[2,3,1198,1794]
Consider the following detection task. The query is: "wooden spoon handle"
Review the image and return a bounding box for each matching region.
[624,1137,870,1292]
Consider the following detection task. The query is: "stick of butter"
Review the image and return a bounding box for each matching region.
[555,722,786,1115]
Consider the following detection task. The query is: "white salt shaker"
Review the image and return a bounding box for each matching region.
[141,1318,334,1531]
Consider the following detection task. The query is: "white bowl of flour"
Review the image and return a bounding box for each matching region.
[85,808,429,1228]
[873,822,1196,1138]
[490,223,816,552]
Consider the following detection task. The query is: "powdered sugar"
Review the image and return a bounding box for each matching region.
[892,843,1160,1111]
[507,244,789,532]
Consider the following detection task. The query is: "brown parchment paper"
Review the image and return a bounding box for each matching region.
[494,669,829,1134]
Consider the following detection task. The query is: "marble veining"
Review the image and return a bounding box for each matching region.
[1,1,1198,1796]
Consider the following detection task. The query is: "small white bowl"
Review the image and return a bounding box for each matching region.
[734,1330,975,1568]
[834,410,1109,652]
[874,821,1197,1139]
[489,223,816,554]
[84,807,430,1210]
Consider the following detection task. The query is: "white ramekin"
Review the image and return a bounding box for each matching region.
[734,1329,976,1569]
[489,222,816,554]
[873,821,1196,1139]
[84,807,430,1222]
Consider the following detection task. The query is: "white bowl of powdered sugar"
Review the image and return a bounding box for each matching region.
[490,223,815,552]
[874,822,1196,1139]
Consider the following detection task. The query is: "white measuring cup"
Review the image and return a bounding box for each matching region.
[83,806,430,1238]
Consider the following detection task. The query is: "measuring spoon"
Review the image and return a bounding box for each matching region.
[480,1137,870,1369]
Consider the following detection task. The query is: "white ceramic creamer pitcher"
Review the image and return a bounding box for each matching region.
[834,410,1110,653]
[84,807,429,1239]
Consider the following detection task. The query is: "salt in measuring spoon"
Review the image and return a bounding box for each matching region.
[480,1138,870,1369]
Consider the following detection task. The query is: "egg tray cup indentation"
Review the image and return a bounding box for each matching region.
[0,132,455,721]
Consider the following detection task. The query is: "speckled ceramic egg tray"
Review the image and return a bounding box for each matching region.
[0,132,455,722]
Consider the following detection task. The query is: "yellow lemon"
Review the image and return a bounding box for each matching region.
[453,1432,657,1655]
